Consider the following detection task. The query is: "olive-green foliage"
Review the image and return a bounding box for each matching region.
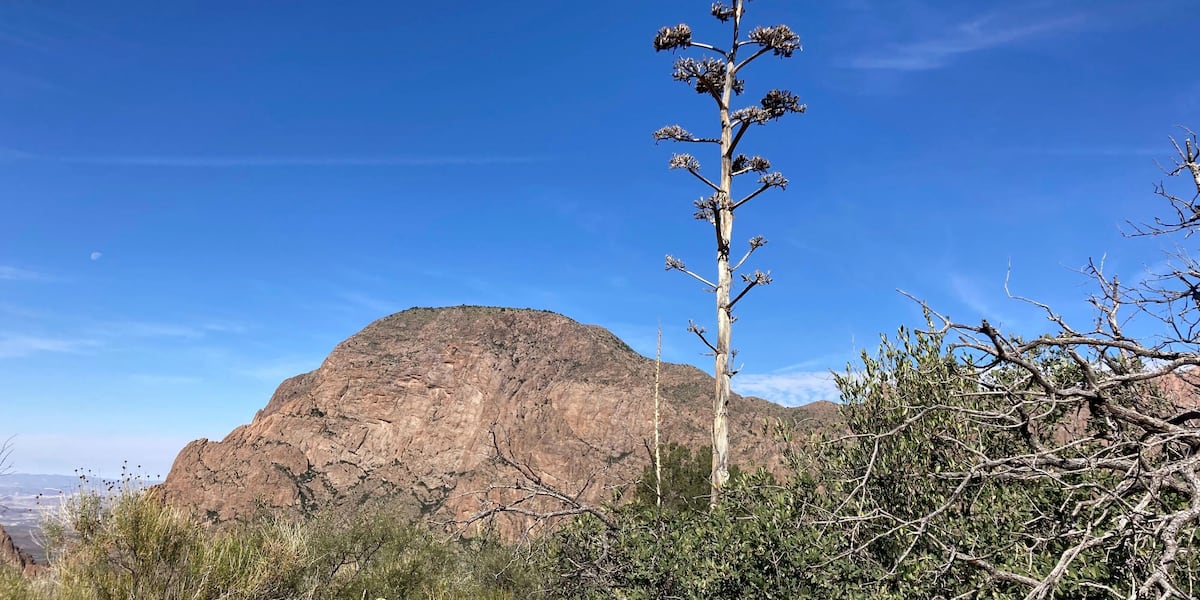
[630,444,741,514]
[0,563,39,600]
[11,327,1186,598]
[554,466,894,600]
[305,500,546,599]
[549,325,1184,598]
[556,443,854,599]
[837,326,1200,597]
[16,476,548,600]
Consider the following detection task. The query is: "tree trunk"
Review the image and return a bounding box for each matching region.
[709,0,742,508]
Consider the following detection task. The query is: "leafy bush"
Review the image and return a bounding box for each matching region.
[18,474,548,600]
[629,443,741,514]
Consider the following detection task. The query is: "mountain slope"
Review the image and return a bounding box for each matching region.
[159,306,833,528]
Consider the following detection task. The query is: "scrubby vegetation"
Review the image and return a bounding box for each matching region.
[9,126,1200,597]
[0,476,548,600]
[6,317,1199,598]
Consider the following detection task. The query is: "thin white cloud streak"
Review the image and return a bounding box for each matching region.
[734,370,840,407]
[232,357,323,383]
[128,374,201,385]
[0,266,46,281]
[339,291,403,317]
[85,319,249,340]
[0,147,34,161]
[848,14,1086,71]
[200,321,249,335]
[88,321,207,339]
[0,317,249,360]
[949,273,1002,320]
[0,303,46,319]
[0,334,99,358]
[50,154,547,168]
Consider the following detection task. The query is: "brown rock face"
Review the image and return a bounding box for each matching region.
[160,306,826,528]
[0,523,38,576]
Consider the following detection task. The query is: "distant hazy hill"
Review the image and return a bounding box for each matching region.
[1,473,161,564]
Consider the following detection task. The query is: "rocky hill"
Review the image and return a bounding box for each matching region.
[159,306,837,530]
[0,523,38,576]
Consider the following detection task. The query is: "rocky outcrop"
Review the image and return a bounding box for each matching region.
[160,306,832,529]
[0,523,38,576]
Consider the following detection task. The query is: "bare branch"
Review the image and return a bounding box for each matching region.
[665,254,717,290]
[688,320,718,354]
[455,427,617,533]
[0,436,11,478]
[732,172,787,210]
[672,56,742,104]
[1127,128,1200,238]
[652,125,719,145]
[667,153,722,193]
[731,154,771,177]
[731,235,766,271]
[728,270,771,309]
[731,89,806,127]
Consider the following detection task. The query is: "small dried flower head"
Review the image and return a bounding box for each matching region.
[711,2,735,22]
[694,195,718,222]
[730,106,769,125]
[673,57,744,96]
[748,235,767,248]
[759,172,788,189]
[760,89,805,118]
[653,125,694,143]
[654,23,693,52]
[732,154,771,173]
[742,270,773,285]
[748,25,801,57]
[669,153,700,171]
[665,255,686,271]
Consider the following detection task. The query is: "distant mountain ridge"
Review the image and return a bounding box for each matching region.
[1,473,162,565]
[159,306,839,531]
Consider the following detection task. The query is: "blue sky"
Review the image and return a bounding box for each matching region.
[1,0,1196,476]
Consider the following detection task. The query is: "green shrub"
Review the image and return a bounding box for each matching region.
[23,473,549,600]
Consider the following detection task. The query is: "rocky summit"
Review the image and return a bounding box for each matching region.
[0,523,39,576]
[159,306,835,530]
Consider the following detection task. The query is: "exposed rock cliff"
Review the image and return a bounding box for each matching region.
[0,523,38,576]
[160,306,832,528]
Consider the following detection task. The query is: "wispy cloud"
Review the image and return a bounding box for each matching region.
[848,13,1086,71]
[338,291,403,317]
[233,357,323,382]
[7,151,547,168]
[0,317,246,361]
[733,370,840,407]
[949,273,1002,319]
[0,147,35,161]
[89,321,207,339]
[128,374,201,386]
[947,272,1033,331]
[0,334,99,358]
[199,321,249,335]
[86,319,249,340]
[0,265,47,281]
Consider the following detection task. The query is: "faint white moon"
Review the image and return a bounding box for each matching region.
[90,251,103,261]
